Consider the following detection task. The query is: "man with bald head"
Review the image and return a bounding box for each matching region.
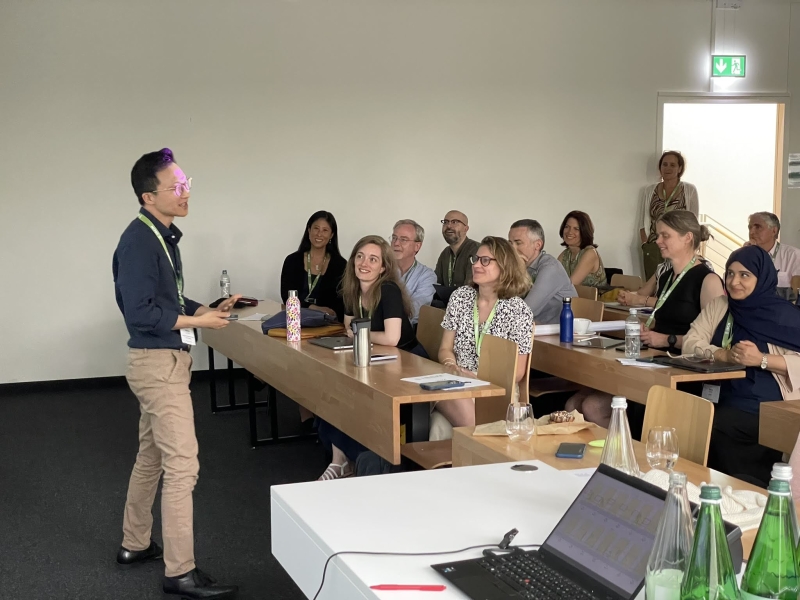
[434,210,480,289]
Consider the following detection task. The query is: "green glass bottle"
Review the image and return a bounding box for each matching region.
[680,485,740,600]
[740,479,798,599]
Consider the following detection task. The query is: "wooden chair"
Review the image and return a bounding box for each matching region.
[416,305,445,361]
[571,297,604,322]
[575,284,598,300]
[610,274,643,291]
[791,276,800,293]
[641,385,714,466]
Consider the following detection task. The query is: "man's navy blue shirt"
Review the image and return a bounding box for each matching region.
[113,208,202,349]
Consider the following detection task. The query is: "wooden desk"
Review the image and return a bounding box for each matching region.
[202,303,506,464]
[760,400,800,454]
[531,335,745,404]
[451,426,780,559]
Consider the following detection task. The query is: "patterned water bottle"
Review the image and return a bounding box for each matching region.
[286,290,301,342]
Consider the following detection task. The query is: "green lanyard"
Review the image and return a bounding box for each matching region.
[659,181,683,214]
[645,257,696,328]
[138,214,185,311]
[306,252,327,300]
[721,313,734,350]
[402,260,418,283]
[770,242,781,261]
[448,253,456,286]
[358,295,372,319]
[473,299,498,357]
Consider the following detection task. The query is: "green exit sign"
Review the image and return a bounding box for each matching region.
[711,55,746,78]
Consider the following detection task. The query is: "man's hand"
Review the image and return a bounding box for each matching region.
[193,310,231,330]
[217,294,243,313]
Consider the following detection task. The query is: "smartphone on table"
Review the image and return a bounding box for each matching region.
[420,380,466,391]
[555,442,586,459]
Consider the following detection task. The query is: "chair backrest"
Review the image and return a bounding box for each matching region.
[610,273,643,290]
[605,267,623,283]
[417,305,446,361]
[475,334,526,425]
[642,385,714,466]
[792,275,800,293]
[571,297,604,322]
[574,284,598,300]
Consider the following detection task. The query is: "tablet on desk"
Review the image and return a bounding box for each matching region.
[572,337,625,349]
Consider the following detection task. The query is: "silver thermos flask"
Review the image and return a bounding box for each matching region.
[351,318,372,367]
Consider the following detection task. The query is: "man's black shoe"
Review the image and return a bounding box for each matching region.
[116,540,163,566]
[163,568,238,599]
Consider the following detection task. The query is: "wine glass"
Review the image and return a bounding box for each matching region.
[646,427,679,471]
[506,403,535,442]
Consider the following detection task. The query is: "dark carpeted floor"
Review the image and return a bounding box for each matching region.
[0,374,327,600]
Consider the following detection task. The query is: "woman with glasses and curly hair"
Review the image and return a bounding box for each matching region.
[436,236,534,432]
[317,235,423,481]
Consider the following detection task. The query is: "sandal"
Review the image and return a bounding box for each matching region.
[318,461,352,481]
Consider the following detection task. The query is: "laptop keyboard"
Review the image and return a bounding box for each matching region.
[477,551,599,600]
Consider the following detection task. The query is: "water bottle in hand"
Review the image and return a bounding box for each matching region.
[220,270,231,298]
[625,308,641,358]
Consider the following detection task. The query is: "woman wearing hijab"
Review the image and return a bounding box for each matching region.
[683,245,800,486]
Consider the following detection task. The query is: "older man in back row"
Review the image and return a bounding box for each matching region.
[391,219,437,325]
[748,211,800,289]
[509,219,576,324]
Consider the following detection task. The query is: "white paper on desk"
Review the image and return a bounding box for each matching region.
[616,358,669,369]
[535,320,625,336]
[239,313,270,321]
[400,373,491,389]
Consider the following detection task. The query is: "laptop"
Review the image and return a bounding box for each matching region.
[573,337,625,349]
[649,356,745,374]
[309,336,353,350]
[432,464,668,600]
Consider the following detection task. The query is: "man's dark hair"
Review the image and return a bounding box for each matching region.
[131,148,175,206]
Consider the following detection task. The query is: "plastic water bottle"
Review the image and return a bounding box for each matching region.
[220,270,231,298]
[645,472,694,600]
[286,290,301,342]
[600,396,640,477]
[559,297,573,343]
[771,463,800,546]
[625,308,641,358]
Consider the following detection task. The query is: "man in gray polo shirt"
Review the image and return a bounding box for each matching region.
[509,219,576,324]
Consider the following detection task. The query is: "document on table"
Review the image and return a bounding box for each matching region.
[400,373,491,389]
[568,468,597,480]
[616,359,669,369]
[239,313,271,321]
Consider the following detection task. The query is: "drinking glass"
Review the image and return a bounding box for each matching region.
[646,427,679,471]
[506,403,535,442]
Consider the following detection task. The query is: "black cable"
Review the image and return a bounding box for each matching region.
[311,531,541,600]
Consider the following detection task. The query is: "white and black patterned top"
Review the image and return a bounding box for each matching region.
[441,286,534,374]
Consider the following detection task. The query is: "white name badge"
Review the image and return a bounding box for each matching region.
[702,384,720,404]
[180,328,197,346]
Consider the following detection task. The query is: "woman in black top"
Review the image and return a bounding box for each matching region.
[280,211,347,322]
[618,210,723,350]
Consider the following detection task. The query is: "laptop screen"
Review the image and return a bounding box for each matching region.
[542,469,665,598]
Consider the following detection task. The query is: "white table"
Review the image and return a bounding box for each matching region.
[271,461,653,600]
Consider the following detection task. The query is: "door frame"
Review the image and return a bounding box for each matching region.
[656,92,790,217]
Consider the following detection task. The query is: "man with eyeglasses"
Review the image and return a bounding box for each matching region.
[112,148,239,599]
[391,219,437,325]
[434,210,480,292]
[509,219,576,324]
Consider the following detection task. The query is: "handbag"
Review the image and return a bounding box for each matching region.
[641,241,663,282]
[261,308,337,333]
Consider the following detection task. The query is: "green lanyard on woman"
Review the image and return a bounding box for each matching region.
[358,295,371,319]
[645,257,696,328]
[659,181,683,214]
[473,299,498,357]
[721,313,734,350]
[306,253,327,300]
[138,213,185,312]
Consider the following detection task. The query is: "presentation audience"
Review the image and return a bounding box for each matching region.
[683,245,800,486]
[434,210,480,288]
[436,237,533,431]
[747,211,800,290]
[639,151,699,280]
[508,219,576,324]
[113,148,238,598]
[391,219,437,325]
[557,211,608,288]
[316,235,423,481]
[280,211,347,321]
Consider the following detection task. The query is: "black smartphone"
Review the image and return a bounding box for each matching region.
[555,442,586,459]
[615,344,649,352]
[225,314,239,321]
[420,380,466,391]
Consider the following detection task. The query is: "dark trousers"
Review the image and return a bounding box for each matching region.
[707,403,782,487]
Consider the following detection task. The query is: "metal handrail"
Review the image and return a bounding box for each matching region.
[698,214,746,247]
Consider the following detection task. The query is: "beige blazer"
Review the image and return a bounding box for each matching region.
[683,295,800,496]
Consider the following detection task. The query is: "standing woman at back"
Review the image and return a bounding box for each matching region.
[639,151,699,281]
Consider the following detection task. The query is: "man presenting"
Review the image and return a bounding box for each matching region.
[509,219,576,324]
[748,211,800,289]
[113,148,238,599]
[434,210,480,288]
[391,219,437,325]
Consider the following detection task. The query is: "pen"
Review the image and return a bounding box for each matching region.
[370,584,446,591]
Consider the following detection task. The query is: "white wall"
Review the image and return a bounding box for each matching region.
[0,0,794,383]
